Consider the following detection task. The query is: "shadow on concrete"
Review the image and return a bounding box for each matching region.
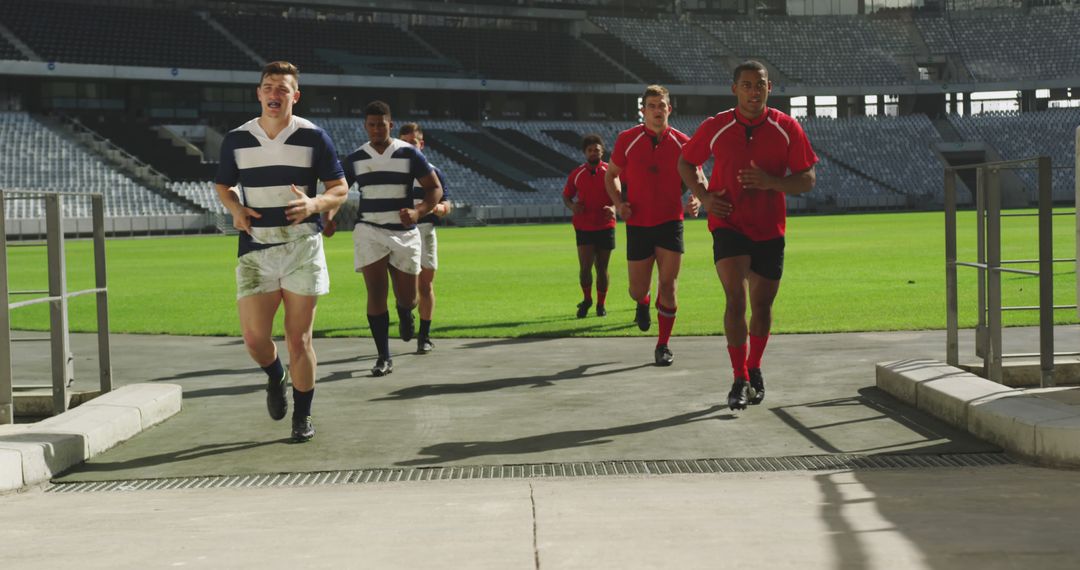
[395,405,732,466]
[62,440,287,475]
[371,362,653,401]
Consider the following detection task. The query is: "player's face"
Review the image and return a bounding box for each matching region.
[257,74,299,119]
[365,114,393,145]
[641,95,671,131]
[732,69,771,119]
[400,131,424,149]
[584,143,603,165]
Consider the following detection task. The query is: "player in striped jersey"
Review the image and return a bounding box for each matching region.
[398,122,451,354]
[338,101,443,376]
[215,61,348,442]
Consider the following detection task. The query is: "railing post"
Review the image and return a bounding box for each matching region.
[92,195,112,394]
[45,194,72,414]
[944,169,959,367]
[1037,156,1054,388]
[976,166,988,361]
[0,191,12,425]
[986,168,1003,384]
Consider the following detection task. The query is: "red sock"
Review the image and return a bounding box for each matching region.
[582,285,592,301]
[728,344,748,380]
[597,289,607,306]
[747,334,770,370]
[640,293,651,306]
[656,302,676,346]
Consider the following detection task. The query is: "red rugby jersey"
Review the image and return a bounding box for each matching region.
[563,161,615,231]
[610,124,690,228]
[682,107,818,241]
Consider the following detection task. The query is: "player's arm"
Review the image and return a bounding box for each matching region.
[738,161,815,196]
[215,184,260,233]
[678,156,731,218]
[603,162,631,220]
[401,171,443,226]
[286,178,348,225]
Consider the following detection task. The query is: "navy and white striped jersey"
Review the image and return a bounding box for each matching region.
[216,116,344,257]
[343,138,434,231]
[411,165,449,226]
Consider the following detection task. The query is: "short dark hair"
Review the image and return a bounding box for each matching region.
[261,61,299,85]
[641,84,670,105]
[363,100,391,118]
[581,134,603,151]
[732,60,768,83]
[398,122,422,137]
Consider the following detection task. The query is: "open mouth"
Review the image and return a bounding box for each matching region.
[267,101,281,109]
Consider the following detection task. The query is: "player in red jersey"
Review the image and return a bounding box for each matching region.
[678,60,818,411]
[605,85,701,366]
[562,134,616,318]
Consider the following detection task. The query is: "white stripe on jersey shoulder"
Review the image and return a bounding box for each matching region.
[709,109,739,150]
[624,131,648,155]
[230,117,260,134]
[242,184,309,208]
[666,129,687,148]
[291,116,319,130]
[572,165,587,186]
[235,143,314,170]
[767,115,791,145]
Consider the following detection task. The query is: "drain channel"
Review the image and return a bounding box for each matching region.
[48,452,1014,493]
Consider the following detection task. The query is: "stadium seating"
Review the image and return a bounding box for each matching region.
[580,32,679,84]
[0,36,25,61]
[413,25,635,83]
[0,0,253,70]
[169,181,228,214]
[946,8,1080,82]
[0,112,192,219]
[590,16,728,84]
[950,109,1080,202]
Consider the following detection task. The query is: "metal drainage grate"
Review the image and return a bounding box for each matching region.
[47,453,1014,493]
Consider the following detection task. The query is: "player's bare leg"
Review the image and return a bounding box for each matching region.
[627,256,655,331]
[593,247,612,316]
[389,264,418,342]
[652,247,681,366]
[576,244,596,318]
[282,290,317,441]
[239,291,290,420]
[717,255,753,410]
[361,256,394,376]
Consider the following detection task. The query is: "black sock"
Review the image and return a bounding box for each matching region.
[367,312,391,359]
[396,304,414,322]
[419,319,432,339]
[261,358,284,382]
[293,387,314,419]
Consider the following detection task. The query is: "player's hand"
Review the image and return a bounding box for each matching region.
[286,185,316,225]
[602,205,616,221]
[230,206,261,233]
[399,207,419,227]
[572,202,585,215]
[617,202,633,220]
[703,190,733,218]
[685,196,701,218]
[321,213,337,237]
[738,160,776,192]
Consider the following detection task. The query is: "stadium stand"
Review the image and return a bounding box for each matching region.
[169,181,228,214]
[413,24,635,83]
[580,32,679,84]
[0,0,254,70]
[701,16,914,86]
[74,114,213,182]
[946,7,1080,83]
[215,14,458,76]
[0,36,25,62]
[590,16,729,84]
[0,112,193,219]
[950,108,1080,202]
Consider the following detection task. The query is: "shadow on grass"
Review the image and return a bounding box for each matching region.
[371,361,653,401]
[395,405,732,466]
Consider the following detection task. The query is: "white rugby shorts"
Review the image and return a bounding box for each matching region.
[235,233,329,298]
[353,222,421,275]
[417,222,438,271]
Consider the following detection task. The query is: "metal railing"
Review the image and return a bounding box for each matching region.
[0,190,112,424]
[944,155,1077,388]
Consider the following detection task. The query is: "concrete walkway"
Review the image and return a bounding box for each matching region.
[2,328,1079,569]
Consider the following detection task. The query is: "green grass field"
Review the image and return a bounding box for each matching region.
[6,210,1078,338]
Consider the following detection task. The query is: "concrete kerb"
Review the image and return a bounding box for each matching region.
[877,360,1080,468]
[0,383,182,493]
